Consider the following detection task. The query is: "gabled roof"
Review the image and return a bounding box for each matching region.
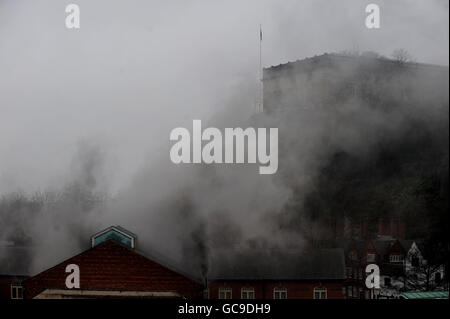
[372,239,394,258]
[23,239,203,297]
[208,248,345,281]
[371,237,416,258]
[399,240,414,252]
[264,53,449,79]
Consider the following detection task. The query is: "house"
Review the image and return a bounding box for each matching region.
[261,53,448,251]
[1,226,351,299]
[369,237,411,298]
[206,248,346,299]
[341,236,427,298]
[263,53,449,114]
[341,239,373,299]
[403,241,447,292]
[22,226,204,299]
[345,236,447,298]
[343,236,414,298]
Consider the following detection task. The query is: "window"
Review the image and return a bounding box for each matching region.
[389,255,404,263]
[313,287,327,299]
[273,287,287,299]
[241,287,255,299]
[349,251,357,261]
[91,226,136,249]
[347,286,353,298]
[219,288,232,299]
[11,285,23,299]
[367,253,376,262]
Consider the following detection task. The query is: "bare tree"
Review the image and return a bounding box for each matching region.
[391,49,414,64]
[405,244,447,291]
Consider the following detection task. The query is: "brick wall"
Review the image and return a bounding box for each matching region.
[23,240,203,299]
[208,280,345,299]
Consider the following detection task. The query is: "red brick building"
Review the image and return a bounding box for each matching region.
[207,248,346,299]
[22,226,203,299]
[341,236,417,299]
[2,226,348,299]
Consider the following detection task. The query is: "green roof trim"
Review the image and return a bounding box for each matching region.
[91,226,136,249]
[400,291,449,299]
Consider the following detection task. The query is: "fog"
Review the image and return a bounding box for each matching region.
[0,0,448,276]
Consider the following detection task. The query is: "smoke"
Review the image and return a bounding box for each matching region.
[0,1,448,278]
[0,140,107,273]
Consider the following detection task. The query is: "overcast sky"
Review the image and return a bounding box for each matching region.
[0,0,448,195]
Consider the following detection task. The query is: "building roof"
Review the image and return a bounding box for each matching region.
[400,291,449,299]
[372,237,415,258]
[29,239,201,283]
[23,240,203,298]
[263,53,449,79]
[208,248,345,281]
[399,240,414,252]
[372,239,394,258]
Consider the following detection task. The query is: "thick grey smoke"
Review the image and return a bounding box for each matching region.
[0,0,448,277]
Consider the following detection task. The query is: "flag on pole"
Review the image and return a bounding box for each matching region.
[260,25,263,41]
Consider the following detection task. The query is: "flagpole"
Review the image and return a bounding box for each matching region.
[259,24,263,112]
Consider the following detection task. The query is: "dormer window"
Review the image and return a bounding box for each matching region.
[91,226,136,249]
[389,254,404,263]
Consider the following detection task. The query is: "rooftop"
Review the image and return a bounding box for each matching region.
[400,291,449,299]
[263,53,449,80]
[208,248,345,281]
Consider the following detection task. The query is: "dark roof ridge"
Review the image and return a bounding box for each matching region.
[23,240,202,286]
[264,53,449,71]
